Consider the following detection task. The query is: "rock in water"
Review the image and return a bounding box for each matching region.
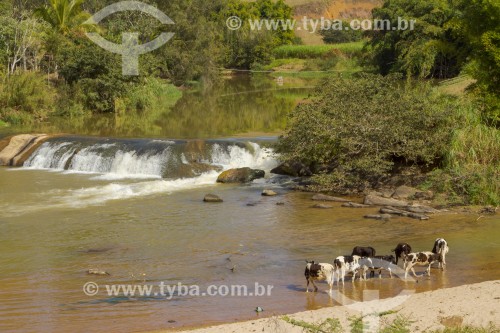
[363,195,408,207]
[216,168,265,183]
[312,194,349,202]
[87,269,110,276]
[364,214,392,220]
[312,204,333,209]
[342,202,371,208]
[270,162,312,177]
[261,189,277,196]
[203,194,223,203]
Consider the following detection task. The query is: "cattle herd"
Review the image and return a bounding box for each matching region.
[304,238,450,292]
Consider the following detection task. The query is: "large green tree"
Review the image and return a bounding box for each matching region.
[455,0,500,126]
[368,0,468,79]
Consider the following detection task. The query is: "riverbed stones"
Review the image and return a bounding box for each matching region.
[270,162,312,177]
[87,269,110,276]
[312,204,334,209]
[216,168,265,183]
[261,189,277,196]
[203,194,223,203]
[363,194,408,207]
[380,207,429,220]
[342,202,371,208]
[364,214,392,220]
[312,194,349,202]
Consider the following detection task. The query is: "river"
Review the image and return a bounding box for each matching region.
[0,76,498,333]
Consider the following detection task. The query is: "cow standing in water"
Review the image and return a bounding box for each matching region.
[392,243,412,266]
[432,238,449,269]
[404,252,444,278]
[304,261,335,292]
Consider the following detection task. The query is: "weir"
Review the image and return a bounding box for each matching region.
[0,135,277,179]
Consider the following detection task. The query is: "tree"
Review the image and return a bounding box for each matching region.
[455,0,500,126]
[35,0,92,35]
[368,0,468,79]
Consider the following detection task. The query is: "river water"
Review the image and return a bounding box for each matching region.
[0,76,499,333]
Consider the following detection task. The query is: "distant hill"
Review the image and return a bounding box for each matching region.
[286,0,382,44]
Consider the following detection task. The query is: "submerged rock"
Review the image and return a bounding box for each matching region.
[216,168,265,183]
[342,202,371,208]
[364,214,392,220]
[312,194,349,202]
[261,189,278,196]
[203,194,223,203]
[87,269,110,276]
[312,204,334,209]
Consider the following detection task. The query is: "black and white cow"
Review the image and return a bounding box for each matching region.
[404,251,443,278]
[352,246,376,257]
[358,255,397,279]
[333,255,361,285]
[392,243,412,266]
[431,238,449,269]
[304,261,335,292]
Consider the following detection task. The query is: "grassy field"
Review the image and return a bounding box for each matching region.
[273,41,365,59]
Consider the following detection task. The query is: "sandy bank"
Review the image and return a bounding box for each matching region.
[167,280,499,333]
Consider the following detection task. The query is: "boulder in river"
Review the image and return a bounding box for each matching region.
[312,194,349,202]
[270,162,312,177]
[216,168,265,183]
[363,194,408,207]
[203,194,223,203]
[261,189,278,196]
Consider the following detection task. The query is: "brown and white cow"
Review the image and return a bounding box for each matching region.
[304,261,335,292]
[431,238,449,269]
[404,251,443,278]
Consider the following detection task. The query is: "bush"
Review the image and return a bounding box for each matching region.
[0,72,56,124]
[275,73,458,191]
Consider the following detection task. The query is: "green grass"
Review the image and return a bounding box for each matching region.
[273,41,365,59]
[283,314,497,333]
[420,96,500,206]
[430,325,500,333]
[0,119,8,127]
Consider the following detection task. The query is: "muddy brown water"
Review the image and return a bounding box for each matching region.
[0,167,499,333]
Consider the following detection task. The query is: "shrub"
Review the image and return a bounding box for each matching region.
[275,73,458,191]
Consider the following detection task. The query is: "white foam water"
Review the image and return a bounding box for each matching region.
[15,140,279,209]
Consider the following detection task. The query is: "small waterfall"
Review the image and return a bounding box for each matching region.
[23,137,277,180]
